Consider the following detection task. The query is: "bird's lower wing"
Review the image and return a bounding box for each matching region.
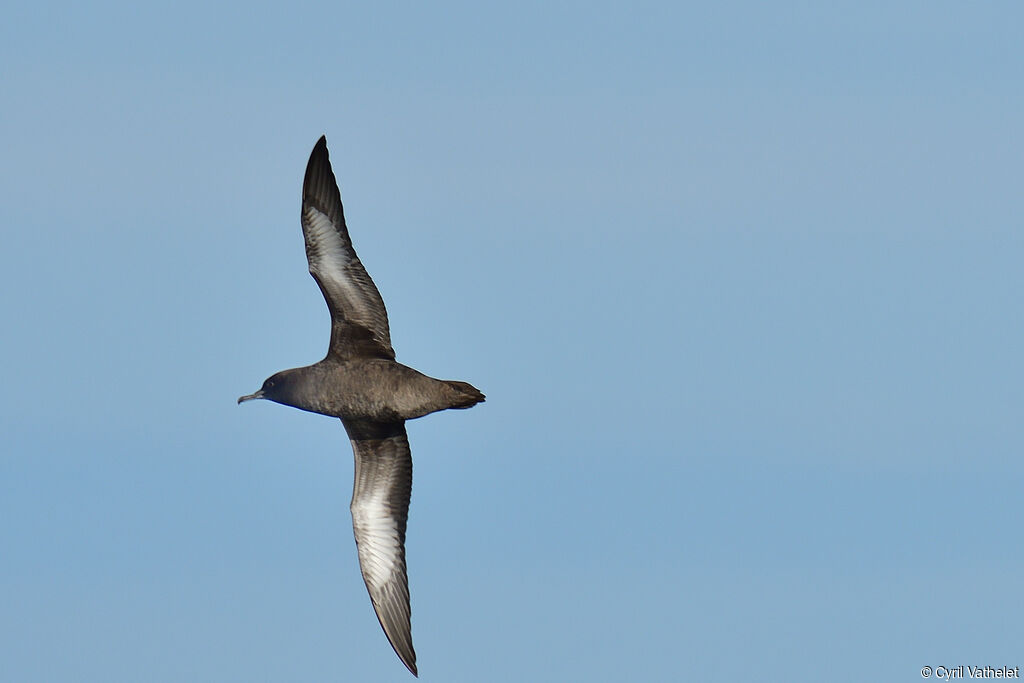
[343,419,417,676]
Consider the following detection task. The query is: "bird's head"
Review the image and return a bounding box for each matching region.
[238,370,295,405]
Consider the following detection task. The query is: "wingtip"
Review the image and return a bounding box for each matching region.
[308,135,330,166]
[386,625,418,676]
[303,134,341,211]
[382,626,417,676]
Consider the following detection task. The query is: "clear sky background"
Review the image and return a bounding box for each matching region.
[2,2,1022,681]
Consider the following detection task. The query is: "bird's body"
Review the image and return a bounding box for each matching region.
[239,136,483,677]
[259,358,484,422]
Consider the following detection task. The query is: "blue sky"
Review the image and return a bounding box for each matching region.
[2,2,1022,681]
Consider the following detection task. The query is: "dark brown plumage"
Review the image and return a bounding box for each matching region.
[239,136,484,676]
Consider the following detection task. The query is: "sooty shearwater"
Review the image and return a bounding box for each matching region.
[239,136,484,676]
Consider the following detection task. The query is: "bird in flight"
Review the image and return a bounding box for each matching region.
[239,136,484,676]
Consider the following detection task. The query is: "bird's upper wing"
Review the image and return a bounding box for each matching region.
[302,136,395,360]
[343,419,417,676]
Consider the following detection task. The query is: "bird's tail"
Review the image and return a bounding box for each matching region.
[445,380,485,409]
